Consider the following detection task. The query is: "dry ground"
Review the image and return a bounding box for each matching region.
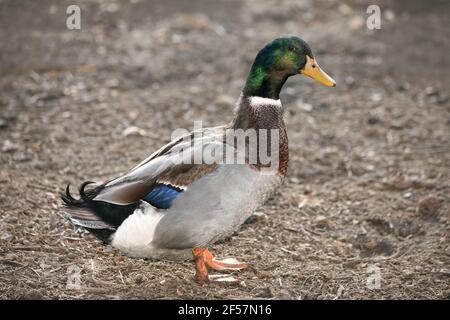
[0,0,449,299]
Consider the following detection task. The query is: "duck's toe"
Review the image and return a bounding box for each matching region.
[205,257,249,271]
[202,248,248,271]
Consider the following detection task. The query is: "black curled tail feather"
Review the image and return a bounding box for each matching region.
[60,181,139,243]
[61,181,101,207]
[79,181,96,202]
[60,181,115,242]
[61,183,83,206]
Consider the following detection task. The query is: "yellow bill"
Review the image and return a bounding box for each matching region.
[300,55,336,87]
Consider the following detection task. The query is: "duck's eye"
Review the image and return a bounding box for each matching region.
[312,64,316,68]
[288,46,296,52]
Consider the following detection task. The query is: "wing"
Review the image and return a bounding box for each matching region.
[142,183,183,209]
[93,126,225,206]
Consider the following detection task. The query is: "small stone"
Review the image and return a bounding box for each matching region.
[384,10,396,21]
[395,221,422,237]
[397,82,410,91]
[364,240,395,256]
[366,218,393,234]
[417,196,442,219]
[383,176,412,190]
[257,287,274,298]
[18,290,44,300]
[5,253,17,260]
[296,100,313,112]
[134,274,145,284]
[425,86,437,96]
[257,271,271,279]
[105,78,120,88]
[209,274,237,283]
[348,16,364,30]
[243,215,257,225]
[0,118,7,129]
[122,126,147,137]
[436,94,449,105]
[2,140,18,153]
[338,3,353,15]
[253,211,266,217]
[342,260,360,269]
[61,111,72,119]
[315,215,330,228]
[345,76,355,87]
[276,289,292,299]
[367,116,381,125]
[403,192,412,198]
[52,131,69,143]
[1,232,13,241]
[40,90,64,102]
[370,92,383,103]
[13,153,32,162]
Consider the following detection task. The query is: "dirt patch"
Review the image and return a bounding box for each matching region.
[0,0,449,299]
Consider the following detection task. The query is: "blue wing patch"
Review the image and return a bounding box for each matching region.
[142,184,183,209]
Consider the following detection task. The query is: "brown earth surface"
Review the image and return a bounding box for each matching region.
[0,0,449,299]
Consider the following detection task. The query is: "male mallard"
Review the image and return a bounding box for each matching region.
[61,36,336,283]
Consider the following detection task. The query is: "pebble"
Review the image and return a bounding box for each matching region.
[0,118,7,129]
[338,3,353,15]
[344,76,356,87]
[370,92,383,103]
[397,82,410,91]
[417,196,442,218]
[13,153,32,162]
[122,126,147,137]
[367,116,381,125]
[1,232,13,241]
[425,86,437,96]
[384,10,396,21]
[2,140,18,152]
[296,100,313,112]
[257,287,274,298]
[18,290,44,300]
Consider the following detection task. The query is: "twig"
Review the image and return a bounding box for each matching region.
[280,247,298,256]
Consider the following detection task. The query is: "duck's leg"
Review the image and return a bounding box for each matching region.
[192,248,209,284]
[192,248,248,283]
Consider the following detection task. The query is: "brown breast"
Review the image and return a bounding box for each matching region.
[230,97,289,176]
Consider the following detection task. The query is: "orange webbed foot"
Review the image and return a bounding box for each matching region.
[192,248,249,284]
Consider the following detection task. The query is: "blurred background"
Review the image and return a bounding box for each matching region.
[0,0,448,299]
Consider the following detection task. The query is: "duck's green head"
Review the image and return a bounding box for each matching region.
[243,36,336,99]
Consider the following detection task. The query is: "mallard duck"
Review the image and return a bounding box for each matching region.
[61,36,335,283]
